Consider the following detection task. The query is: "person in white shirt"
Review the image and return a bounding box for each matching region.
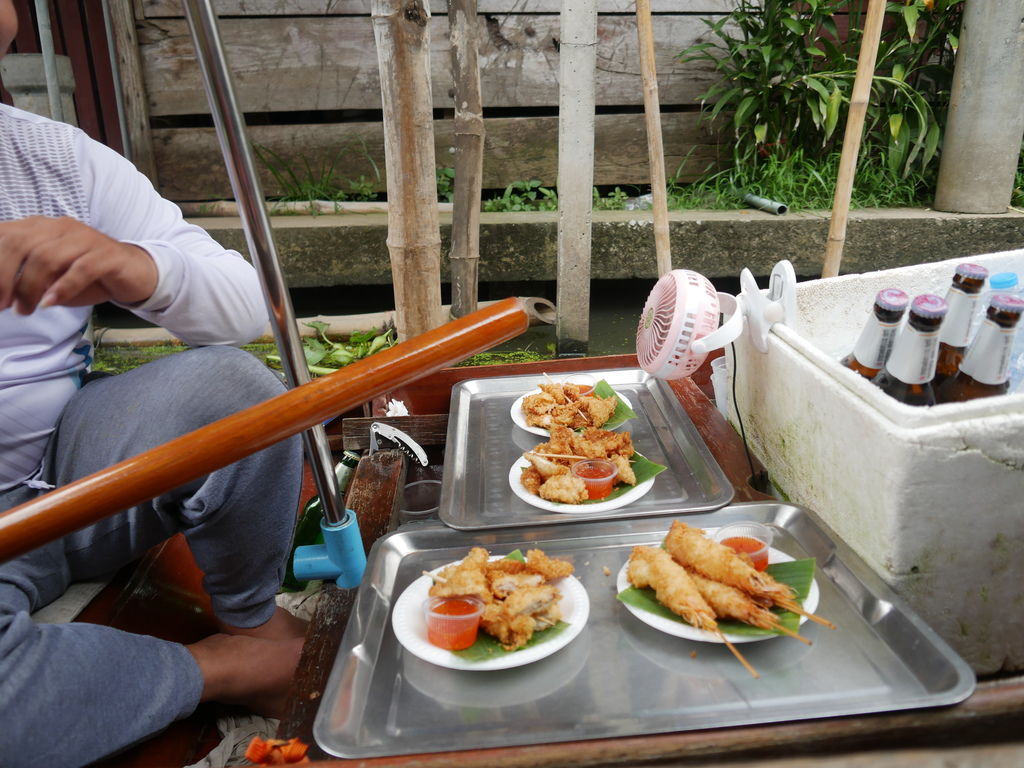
[0,3,307,764]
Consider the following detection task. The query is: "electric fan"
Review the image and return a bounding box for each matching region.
[636,260,797,379]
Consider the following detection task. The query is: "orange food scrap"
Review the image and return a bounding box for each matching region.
[245,736,310,764]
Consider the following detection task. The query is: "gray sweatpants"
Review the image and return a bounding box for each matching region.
[0,346,303,768]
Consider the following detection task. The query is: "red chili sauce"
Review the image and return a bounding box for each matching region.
[722,536,769,571]
[426,598,482,650]
[574,463,616,500]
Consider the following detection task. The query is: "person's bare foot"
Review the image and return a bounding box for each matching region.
[186,633,305,719]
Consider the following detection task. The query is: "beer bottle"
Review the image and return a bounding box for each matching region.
[871,294,947,406]
[934,263,989,386]
[841,288,910,378]
[937,294,1024,403]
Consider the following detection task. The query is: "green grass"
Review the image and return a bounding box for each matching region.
[668,146,931,212]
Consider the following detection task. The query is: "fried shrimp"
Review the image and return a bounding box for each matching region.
[525,549,576,581]
[627,546,718,632]
[664,521,791,602]
[686,570,812,645]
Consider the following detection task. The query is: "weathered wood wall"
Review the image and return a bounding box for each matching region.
[130,1,733,202]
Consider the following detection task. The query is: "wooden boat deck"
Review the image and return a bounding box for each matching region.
[82,354,1024,766]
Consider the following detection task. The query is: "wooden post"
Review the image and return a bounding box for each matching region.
[447,0,485,319]
[636,0,671,277]
[934,0,1024,213]
[555,0,598,357]
[105,0,157,182]
[371,0,444,339]
[820,0,885,279]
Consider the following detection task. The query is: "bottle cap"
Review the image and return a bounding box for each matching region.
[954,263,989,280]
[989,294,1024,313]
[911,293,947,318]
[876,288,910,311]
[989,272,1020,291]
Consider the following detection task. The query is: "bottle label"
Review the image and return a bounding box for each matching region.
[886,327,941,384]
[961,320,1015,385]
[853,318,901,369]
[940,287,980,347]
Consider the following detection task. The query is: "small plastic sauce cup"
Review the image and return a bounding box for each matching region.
[571,458,619,500]
[423,595,485,650]
[562,373,596,396]
[713,522,773,571]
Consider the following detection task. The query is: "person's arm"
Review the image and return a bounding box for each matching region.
[79,133,269,346]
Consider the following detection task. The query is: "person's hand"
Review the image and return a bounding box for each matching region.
[0,216,158,314]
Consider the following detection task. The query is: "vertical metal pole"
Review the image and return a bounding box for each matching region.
[32,0,64,122]
[101,0,131,161]
[181,1,343,524]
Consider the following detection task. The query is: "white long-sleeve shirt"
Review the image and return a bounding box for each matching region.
[0,104,269,490]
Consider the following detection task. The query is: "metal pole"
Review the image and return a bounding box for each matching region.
[32,0,64,122]
[181,1,343,524]
[100,0,131,162]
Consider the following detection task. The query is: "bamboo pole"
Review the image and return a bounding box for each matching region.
[371,0,444,338]
[636,0,671,277]
[555,0,598,357]
[0,299,529,565]
[820,0,886,279]
[447,0,485,318]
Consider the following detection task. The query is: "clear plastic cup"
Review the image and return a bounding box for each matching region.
[713,521,773,571]
[561,373,597,396]
[423,595,484,650]
[571,458,619,500]
[400,479,442,523]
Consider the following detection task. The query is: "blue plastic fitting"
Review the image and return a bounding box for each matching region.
[292,509,367,588]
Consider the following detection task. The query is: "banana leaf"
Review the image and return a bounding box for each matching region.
[617,558,816,637]
[594,379,637,430]
[581,452,666,504]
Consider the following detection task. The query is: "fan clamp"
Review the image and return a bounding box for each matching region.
[637,260,796,379]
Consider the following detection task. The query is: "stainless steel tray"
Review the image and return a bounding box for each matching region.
[314,502,975,759]
[439,368,734,529]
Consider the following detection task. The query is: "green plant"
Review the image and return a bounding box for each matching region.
[1013,145,1024,209]
[593,186,632,210]
[483,179,558,212]
[254,138,382,203]
[668,145,927,211]
[680,0,962,180]
[436,166,456,203]
[267,323,395,375]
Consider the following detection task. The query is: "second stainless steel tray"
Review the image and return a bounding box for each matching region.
[313,502,975,759]
[439,368,734,529]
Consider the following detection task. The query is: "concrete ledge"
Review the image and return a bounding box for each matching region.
[191,208,1024,288]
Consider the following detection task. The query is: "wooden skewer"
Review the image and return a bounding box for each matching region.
[771,623,813,646]
[719,632,760,679]
[779,600,837,630]
[526,451,588,461]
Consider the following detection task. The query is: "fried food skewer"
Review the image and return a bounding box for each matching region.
[665,521,835,631]
[627,546,759,679]
[688,571,812,646]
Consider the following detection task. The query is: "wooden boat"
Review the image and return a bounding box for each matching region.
[10,311,1023,766]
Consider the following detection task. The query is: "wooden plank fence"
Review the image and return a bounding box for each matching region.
[119,1,736,202]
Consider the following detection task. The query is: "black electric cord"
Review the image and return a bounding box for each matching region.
[729,342,770,494]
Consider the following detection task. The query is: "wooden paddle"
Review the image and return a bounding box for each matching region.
[0,298,529,564]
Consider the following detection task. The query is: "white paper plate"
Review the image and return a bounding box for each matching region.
[510,389,633,437]
[392,557,590,671]
[615,547,820,644]
[508,456,655,514]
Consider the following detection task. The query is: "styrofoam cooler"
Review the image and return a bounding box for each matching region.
[727,249,1024,674]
